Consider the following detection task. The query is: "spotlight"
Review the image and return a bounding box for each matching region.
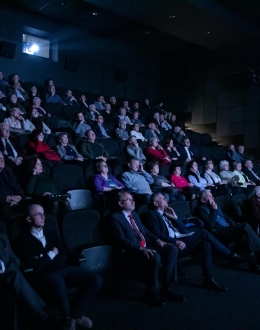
[92,12,98,16]
[31,44,39,52]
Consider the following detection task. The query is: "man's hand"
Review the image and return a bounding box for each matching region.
[157,239,171,247]
[140,247,157,259]
[0,270,4,274]
[209,199,218,209]
[75,158,84,161]
[6,195,22,206]
[139,163,144,172]
[188,183,193,187]
[164,207,177,219]
[42,192,51,197]
[52,247,59,256]
[175,240,186,250]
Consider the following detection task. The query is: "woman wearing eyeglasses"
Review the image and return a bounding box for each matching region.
[93,161,125,209]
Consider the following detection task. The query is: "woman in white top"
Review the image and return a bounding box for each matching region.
[130,123,147,142]
[219,160,246,195]
[4,107,35,133]
[232,161,255,196]
[204,159,231,196]
[118,108,132,125]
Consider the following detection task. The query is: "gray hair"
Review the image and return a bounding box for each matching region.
[0,123,9,130]
[149,137,158,144]
[32,97,41,105]
[198,189,211,200]
[219,160,229,170]
[254,186,260,197]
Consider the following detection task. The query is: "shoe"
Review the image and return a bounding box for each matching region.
[249,264,260,275]
[161,288,186,302]
[144,295,166,308]
[203,277,227,292]
[229,253,244,267]
[63,317,77,330]
[76,316,93,328]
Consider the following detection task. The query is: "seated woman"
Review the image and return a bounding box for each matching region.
[29,128,60,162]
[131,111,144,127]
[170,164,198,200]
[28,85,40,103]
[147,161,185,201]
[152,112,161,127]
[203,159,231,197]
[4,107,35,133]
[32,97,51,119]
[25,157,68,215]
[130,123,147,142]
[146,137,171,166]
[30,108,51,134]
[232,161,256,196]
[218,160,244,195]
[186,160,213,190]
[56,132,84,163]
[6,94,26,115]
[159,113,172,131]
[93,160,125,208]
[163,138,180,163]
[118,107,132,125]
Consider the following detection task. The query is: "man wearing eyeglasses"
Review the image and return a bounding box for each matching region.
[17,204,102,330]
[109,191,185,307]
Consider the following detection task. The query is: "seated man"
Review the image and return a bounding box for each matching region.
[195,189,260,274]
[102,104,117,123]
[243,160,260,184]
[92,115,111,140]
[131,111,144,127]
[72,111,91,137]
[178,138,205,166]
[118,107,132,125]
[172,126,186,146]
[0,123,26,168]
[226,145,245,163]
[109,191,184,307]
[126,136,146,164]
[115,120,129,141]
[45,86,64,105]
[145,193,244,291]
[0,229,54,325]
[84,104,100,124]
[108,96,118,112]
[80,129,109,161]
[94,95,106,111]
[143,123,162,142]
[122,158,153,203]
[12,82,29,102]
[62,90,79,107]
[122,100,132,114]
[17,204,102,329]
[0,151,24,224]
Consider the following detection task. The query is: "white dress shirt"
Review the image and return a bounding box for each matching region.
[31,228,56,260]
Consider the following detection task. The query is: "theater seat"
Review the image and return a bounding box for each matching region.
[67,189,93,211]
[52,164,86,192]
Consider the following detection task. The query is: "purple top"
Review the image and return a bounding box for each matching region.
[93,174,125,192]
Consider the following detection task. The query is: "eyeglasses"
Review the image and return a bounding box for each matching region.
[120,198,135,202]
[31,212,45,218]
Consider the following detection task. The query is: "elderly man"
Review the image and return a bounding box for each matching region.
[115,120,129,141]
[143,123,162,142]
[94,95,106,111]
[126,136,146,164]
[17,204,102,330]
[196,189,260,274]
[63,90,79,107]
[145,193,244,291]
[72,111,91,137]
[178,138,205,166]
[92,115,111,140]
[45,86,64,105]
[109,191,184,307]
[243,160,260,184]
[80,129,109,161]
[84,104,100,123]
[13,82,29,102]
[226,145,245,163]
[122,158,153,203]
[172,126,186,146]
[0,123,26,168]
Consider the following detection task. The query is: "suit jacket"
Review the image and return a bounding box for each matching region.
[0,233,20,272]
[92,123,110,139]
[56,144,83,160]
[143,129,162,142]
[178,146,199,165]
[18,230,68,276]
[0,137,27,159]
[79,139,109,160]
[243,167,260,183]
[144,210,188,244]
[0,166,24,204]
[109,211,159,252]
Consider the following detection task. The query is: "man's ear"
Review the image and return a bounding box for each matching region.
[118,200,123,208]
[26,216,31,223]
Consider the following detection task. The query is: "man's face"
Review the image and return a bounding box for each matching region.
[87,130,96,141]
[133,112,138,119]
[105,104,111,111]
[14,82,20,90]
[89,104,96,112]
[129,137,137,145]
[27,205,45,228]
[238,146,244,153]
[202,191,214,204]
[129,160,139,172]
[149,123,156,131]
[133,102,139,109]
[77,113,84,121]
[120,108,126,116]
[98,96,104,103]
[119,121,126,129]
[0,125,10,139]
[48,80,54,86]
[31,109,39,117]
[159,114,165,121]
[50,86,55,93]
[245,160,253,169]
[123,101,129,108]
[13,75,19,82]
[118,193,135,212]
[0,72,3,80]
[154,193,168,209]
[97,116,104,124]
[67,90,72,97]
[0,154,5,171]
[133,124,139,131]
[10,94,17,103]
[174,126,181,134]
[183,139,190,147]
[110,96,116,104]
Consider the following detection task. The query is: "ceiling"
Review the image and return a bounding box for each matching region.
[2,0,260,55]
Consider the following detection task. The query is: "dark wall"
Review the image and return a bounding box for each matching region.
[0,6,160,102]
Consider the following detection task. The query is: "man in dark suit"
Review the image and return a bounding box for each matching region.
[243,160,260,184]
[0,225,52,328]
[178,138,205,166]
[144,193,245,291]
[92,115,111,140]
[109,191,185,307]
[196,189,260,274]
[143,123,162,142]
[17,204,102,330]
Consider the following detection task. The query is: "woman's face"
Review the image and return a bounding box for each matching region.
[151,139,158,148]
[60,134,68,145]
[80,95,86,102]
[152,164,159,175]
[222,163,229,171]
[10,94,17,103]
[206,161,214,170]
[31,109,39,117]
[12,108,21,118]
[31,86,37,93]
[154,112,159,119]
[34,158,43,174]
[37,132,44,141]
[174,167,181,176]
[99,162,108,174]
[168,140,173,148]
[191,162,198,171]
[234,162,242,171]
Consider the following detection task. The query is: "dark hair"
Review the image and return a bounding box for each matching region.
[31,128,44,142]
[26,156,40,174]
[75,110,83,118]
[163,138,173,149]
[146,161,159,172]
[186,160,197,172]
[171,164,181,173]
[95,160,107,172]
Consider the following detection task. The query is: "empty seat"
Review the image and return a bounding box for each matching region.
[201,133,212,146]
[52,164,86,192]
[44,103,63,117]
[61,210,103,251]
[168,201,192,219]
[159,164,171,178]
[212,146,225,161]
[214,196,231,217]
[201,146,212,160]
[231,194,247,221]
[191,132,202,146]
[67,189,93,210]
[101,138,122,158]
[63,105,78,120]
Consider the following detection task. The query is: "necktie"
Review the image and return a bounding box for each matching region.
[186,147,193,159]
[160,213,180,236]
[128,214,146,247]
[5,139,15,157]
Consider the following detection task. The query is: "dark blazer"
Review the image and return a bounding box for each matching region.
[243,167,260,183]
[143,129,162,142]
[0,166,24,204]
[109,211,159,252]
[177,146,199,165]
[0,137,27,159]
[195,204,235,234]
[143,210,188,244]
[0,233,20,272]
[92,123,110,139]
[18,230,68,276]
